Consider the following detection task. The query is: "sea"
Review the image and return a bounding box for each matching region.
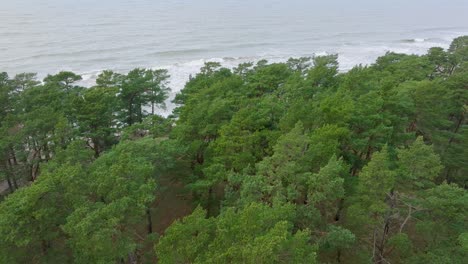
[1,0,468,115]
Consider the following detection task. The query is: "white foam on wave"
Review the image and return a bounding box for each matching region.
[71,32,463,117]
[158,55,291,116]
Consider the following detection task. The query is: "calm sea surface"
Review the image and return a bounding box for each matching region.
[1,0,467,114]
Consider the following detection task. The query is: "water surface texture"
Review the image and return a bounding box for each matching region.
[1,0,467,114]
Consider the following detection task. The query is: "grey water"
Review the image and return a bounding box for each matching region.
[1,0,468,114]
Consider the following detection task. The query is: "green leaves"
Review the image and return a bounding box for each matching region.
[63,198,140,263]
[0,161,87,262]
[357,146,396,204]
[319,225,355,252]
[307,156,346,209]
[155,206,215,264]
[157,203,317,264]
[397,136,443,188]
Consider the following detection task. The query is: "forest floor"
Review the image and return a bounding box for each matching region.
[151,172,194,234]
[138,169,195,262]
[0,180,9,196]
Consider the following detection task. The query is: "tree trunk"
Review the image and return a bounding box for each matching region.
[146,208,153,234]
[32,163,40,182]
[41,240,50,255]
[29,164,35,182]
[334,198,345,221]
[137,103,143,123]
[43,143,50,162]
[92,138,101,158]
[9,147,18,165]
[207,187,214,216]
[128,100,134,125]
[443,111,465,183]
[375,190,395,264]
[336,248,342,263]
[11,173,18,190]
[196,151,204,165]
[151,89,155,116]
[6,159,18,189]
[4,169,14,193]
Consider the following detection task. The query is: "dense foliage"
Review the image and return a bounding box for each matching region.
[0,36,467,263]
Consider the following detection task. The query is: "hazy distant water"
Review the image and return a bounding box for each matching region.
[1,0,468,115]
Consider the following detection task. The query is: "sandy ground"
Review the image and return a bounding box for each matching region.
[0,180,11,195]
